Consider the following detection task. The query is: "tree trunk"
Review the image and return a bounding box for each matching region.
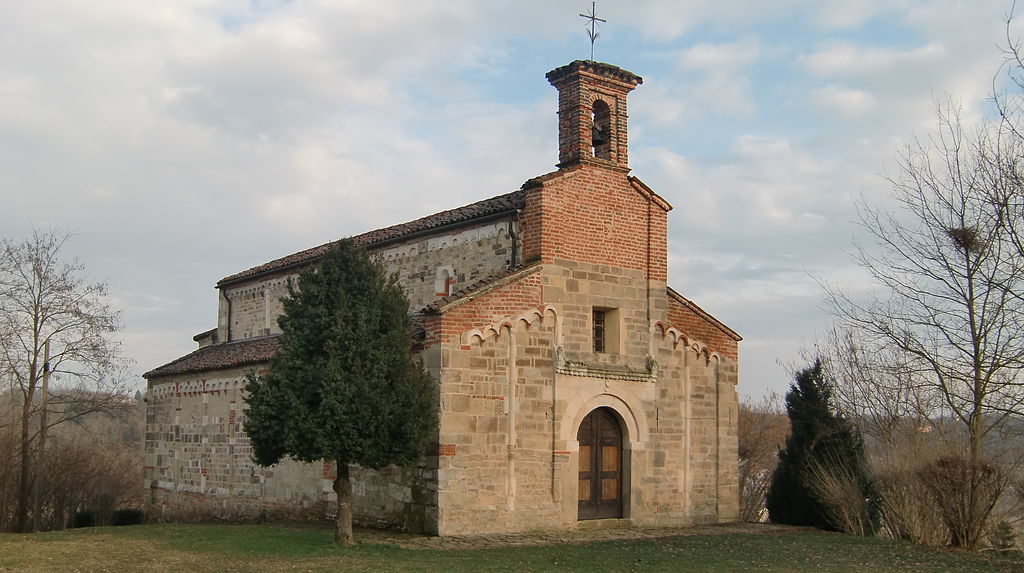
[333,461,353,546]
[16,382,33,533]
[32,340,50,532]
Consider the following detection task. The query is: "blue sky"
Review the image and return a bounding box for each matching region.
[0,0,1017,399]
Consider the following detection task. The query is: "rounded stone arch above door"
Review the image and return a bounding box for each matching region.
[562,392,648,447]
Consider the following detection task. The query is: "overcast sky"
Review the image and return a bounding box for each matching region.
[1,1,1018,400]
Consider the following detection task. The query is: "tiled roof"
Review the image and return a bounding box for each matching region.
[218,189,527,286]
[143,336,281,379]
[422,269,519,312]
[148,318,435,378]
[421,263,540,313]
[545,60,643,87]
[192,328,217,342]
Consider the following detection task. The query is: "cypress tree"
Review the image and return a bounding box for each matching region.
[244,239,437,545]
[766,359,878,533]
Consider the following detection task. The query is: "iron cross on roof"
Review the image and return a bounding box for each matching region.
[580,2,606,61]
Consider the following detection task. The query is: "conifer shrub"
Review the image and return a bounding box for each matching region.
[766,360,879,534]
[244,239,437,545]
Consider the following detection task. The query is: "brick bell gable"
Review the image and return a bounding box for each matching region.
[546,60,642,169]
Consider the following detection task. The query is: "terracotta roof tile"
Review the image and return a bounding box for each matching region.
[545,60,643,87]
[192,328,217,342]
[218,189,527,286]
[144,336,281,379]
[149,318,432,378]
[421,263,541,313]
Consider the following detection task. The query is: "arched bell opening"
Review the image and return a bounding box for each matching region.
[591,99,612,160]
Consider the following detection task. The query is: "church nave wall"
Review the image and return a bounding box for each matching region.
[144,368,438,530]
[216,219,518,344]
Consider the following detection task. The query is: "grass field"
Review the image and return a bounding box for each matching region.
[1,523,1022,572]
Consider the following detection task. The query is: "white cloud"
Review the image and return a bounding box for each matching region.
[647,134,843,247]
[812,0,878,29]
[810,85,878,117]
[679,41,762,70]
[632,39,763,127]
[800,41,946,78]
[1,0,1018,401]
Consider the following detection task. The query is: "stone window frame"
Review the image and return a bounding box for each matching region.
[434,267,456,297]
[592,307,621,354]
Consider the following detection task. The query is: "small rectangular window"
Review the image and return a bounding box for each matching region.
[593,307,621,354]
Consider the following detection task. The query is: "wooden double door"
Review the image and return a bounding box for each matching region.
[577,407,624,520]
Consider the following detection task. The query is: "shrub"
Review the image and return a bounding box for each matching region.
[738,395,788,522]
[111,508,144,526]
[918,455,1007,549]
[989,520,1017,554]
[872,460,948,545]
[766,360,878,534]
[806,448,879,536]
[70,510,96,529]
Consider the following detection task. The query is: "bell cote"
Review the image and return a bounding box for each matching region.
[546,60,643,170]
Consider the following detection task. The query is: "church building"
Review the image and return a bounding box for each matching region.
[144,60,741,535]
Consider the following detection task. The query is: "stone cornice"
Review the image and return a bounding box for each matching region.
[554,346,657,382]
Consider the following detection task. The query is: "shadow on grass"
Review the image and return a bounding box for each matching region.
[39,523,1024,573]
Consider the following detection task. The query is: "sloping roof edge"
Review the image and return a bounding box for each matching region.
[192,328,217,342]
[144,335,281,379]
[521,166,579,189]
[628,176,673,212]
[666,286,742,342]
[218,189,527,287]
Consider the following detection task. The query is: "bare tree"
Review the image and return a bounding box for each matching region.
[825,107,1024,548]
[988,5,1024,301]
[0,228,132,532]
[995,2,1024,141]
[813,327,933,447]
[737,394,788,522]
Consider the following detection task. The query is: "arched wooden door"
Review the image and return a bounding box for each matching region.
[577,407,624,520]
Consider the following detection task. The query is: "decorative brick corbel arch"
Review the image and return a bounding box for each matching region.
[652,320,717,366]
[461,304,560,347]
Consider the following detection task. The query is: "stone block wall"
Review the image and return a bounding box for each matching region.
[415,158,738,535]
[543,261,657,371]
[376,220,515,311]
[144,366,437,530]
[435,307,563,534]
[217,219,517,344]
[425,260,737,534]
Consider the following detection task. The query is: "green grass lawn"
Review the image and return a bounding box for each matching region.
[1,523,1021,573]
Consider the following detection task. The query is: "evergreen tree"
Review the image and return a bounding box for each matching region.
[244,239,437,545]
[766,360,878,534]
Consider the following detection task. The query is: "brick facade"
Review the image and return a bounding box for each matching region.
[144,60,740,535]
